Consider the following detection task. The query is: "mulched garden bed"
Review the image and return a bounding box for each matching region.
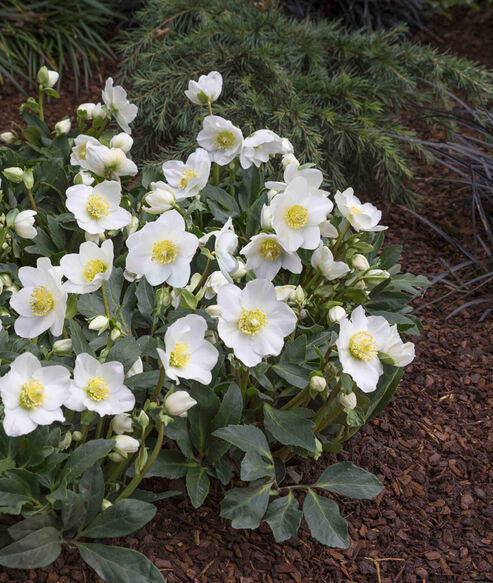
[1,7,492,583]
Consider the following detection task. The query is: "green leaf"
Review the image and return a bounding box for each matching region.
[213,425,272,460]
[82,499,156,538]
[61,440,114,483]
[146,450,195,479]
[65,294,78,320]
[68,320,93,356]
[8,516,57,542]
[186,466,210,508]
[79,465,105,526]
[61,490,87,532]
[272,362,310,389]
[263,405,317,452]
[0,527,61,568]
[316,462,383,499]
[210,383,243,431]
[202,184,240,221]
[378,245,402,269]
[107,337,141,374]
[77,543,165,583]
[240,450,275,481]
[303,490,349,548]
[366,365,404,420]
[136,278,154,318]
[264,493,302,542]
[220,483,272,529]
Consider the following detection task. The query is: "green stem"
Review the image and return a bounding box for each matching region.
[212,163,220,186]
[38,87,44,121]
[152,366,166,401]
[240,367,250,400]
[192,256,211,294]
[207,101,213,116]
[27,188,38,213]
[331,222,350,258]
[94,417,104,440]
[281,385,309,411]
[101,281,111,319]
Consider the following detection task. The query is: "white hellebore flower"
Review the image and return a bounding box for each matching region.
[126,209,199,287]
[338,392,357,410]
[275,285,296,302]
[311,243,350,281]
[111,413,133,434]
[240,129,284,169]
[75,170,95,186]
[185,71,223,105]
[78,103,97,119]
[214,217,239,281]
[84,143,137,180]
[162,148,211,200]
[197,115,243,166]
[142,181,175,214]
[14,210,37,239]
[102,77,138,134]
[336,306,412,393]
[0,131,16,144]
[66,353,135,415]
[334,188,387,232]
[270,176,333,252]
[37,67,59,88]
[266,163,330,198]
[204,270,229,299]
[381,325,415,367]
[110,132,133,154]
[165,391,197,418]
[328,305,346,323]
[241,233,302,281]
[60,239,114,294]
[55,118,71,136]
[114,434,139,454]
[157,314,219,385]
[0,353,71,437]
[10,257,67,338]
[66,180,131,235]
[217,279,297,367]
[70,134,100,169]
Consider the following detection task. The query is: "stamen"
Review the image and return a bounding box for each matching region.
[238,308,268,336]
[214,130,236,150]
[284,205,309,229]
[259,239,281,261]
[19,379,45,410]
[349,331,378,361]
[169,342,191,368]
[85,376,110,401]
[151,240,178,265]
[82,259,106,282]
[179,168,198,189]
[30,286,54,316]
[86,194,110,220]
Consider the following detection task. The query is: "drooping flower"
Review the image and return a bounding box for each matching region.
[55,118,71,136]
[10,257,67,338]
[60,240,114,294]
[311,243,350,281]
[334,188,387,232]
[241,233,302,281]
[13,210,37,239]
[215,217,239,281]
[66,353,135,415]
[0,352,71,437]
[216,279,297,367]
[84,143,137,180]
[66,180,131,235]
[204,271,229,299]
[239,130,285,169]
[110,132,133,153]
[70,134,100,169]
[185,71,223,105]
[270,176,333,252]
[142,181,175,214]
[381,325,415,367]
[111,413,133,434]
[197,116,243,166]
[157,314,219,385]
[165,391,197,418]
[126,209,199,287]
[101,77,138,134]
[162,148,211,200]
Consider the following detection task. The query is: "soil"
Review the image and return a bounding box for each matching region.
[1,6,492,583]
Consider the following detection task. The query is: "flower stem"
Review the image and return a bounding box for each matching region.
[152,366,166,401]
[331,222,350,258]
[38,87,44,121]
[94,417,104,439]
[240,367,250,400]
[27,188,38,213]
[212,163,220,186]
[101,281,111,318]
[192,256,211,294]
[207,101,213,116]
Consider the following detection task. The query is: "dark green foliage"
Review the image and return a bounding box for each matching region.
[116,0,492,203]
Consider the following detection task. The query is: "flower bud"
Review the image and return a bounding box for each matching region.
[37,66,59,88]
[74,170,94,186]
[313,437,323,460]
[294,285,306,304]
[275,285,296,302]
[59,432,72,450]
[280,138,294,155]
[266,189,278,202]
[136,410,149,429]
[338,392,357,410]
[165,391,197,418]
[0,131,15,144]
[260,204,273,229]
[101,499,112,510]
[231,259,246,280]
[126,215,139,235]
[88,315,109,332]
[55,118,71,136]
[110,327,121,341]
[3,167,24,183]
[281,153,299,168]
[22,168,34,190]
[72,430,83,442]
[114,434,140,454]
[110,132,133,154]
[310,375,327,392]
[299,308,309,320]
[320,220,338,238]
[13,210,37,239]
[77,103,96,119]
[108,451,125,462]
[124,269,141,282]
[143,183,175,214]
[205,304,221,318]
[53,338,73,354]
[85,232,105,244]
[127,357,143,378]
[328,306,346,323]
[366,268,390,280]
[352,254,370,271]
[204,271,228,299]
[111,413,133,435]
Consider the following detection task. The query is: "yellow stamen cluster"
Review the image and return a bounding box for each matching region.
[349,331,378,361]
[259,239,281,261]
[30,286,54,317]
[151,240,178,265]
[284,205,309,229]
[214,130,236,150]
[349,205,362,215]
[238,308,268,336]
[19,379,45,410]
[86,194,110,220]
[85,376,110,401]
[82,259,106,282]
[179,168,198,189]
[169,342,191,368]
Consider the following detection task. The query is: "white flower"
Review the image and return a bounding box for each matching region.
[185,71,223,105]
[142,181,175,214]
[13,210,37,239]
[311,243,350,281]
[165,391,197,418]
[66,353,135,415]
[162,148,211,200]
[352,254,370,271]
[110,132,133,153]
[66,180,131,235]
[320,220,339,238]
[214,217,239,281]
[10,258,67,338]
[197,115,243,166]
[78,103,97,119]
[270,176,333,252]
[111,413,133,434]
[328,305,346,322]
[37,67,59,88]
[88,315,109,332]
[127,357,143,377]
[55,119,71,136]
[266,163,330,198]
[84,143,137,179]
[336,306,397,393]
[281,154,299,168]
[0,353,70,437]
[126,215,139,235]
[240,129,284,169]
[0,131,15,144]
[275,285,296,302]
[70,134,101,169]
[126,209,198,287]
[205,304,221,318]
[216,279,297,367]
[261,204,273,229]
[280,138,294,155]
[310,375,327,392]
[157,314,219,385]
[74,170,95,186]
[381,325,415,367]
[60,240,114,294]
[241,233,302,281]
[53,339,73,354]
[204,270,229,299]
[334,188,387,232]
[114,434,139,454]
[339,392,357,410]
[102,77,138,134]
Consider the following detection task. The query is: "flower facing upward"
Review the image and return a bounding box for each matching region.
[0,352,71,437]
[157,314,219,385]
[126,209,199,287]
[66,353,135,416]
[185,71,223,105]
[66,180,131,235]
[197,116,243,165]
[84,143,137,180]
[162,148,211,200]
[10,257,67,338]
[241,233,302,281]
[60,240,114,294]
[101,77,138,134]
[334,188,387,232]
[216,279,297,367]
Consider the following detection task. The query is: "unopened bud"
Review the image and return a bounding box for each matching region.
[3,167,24,183]
[72,431,83,442]
[111,413,133,435]
[59,432,72,450]
[53,338,73,354]
[294,285,305,304]
[101,499,112,510]
[312,438,323,460]
[165,391,197,418]
[55,118,71,136]
[110,327,121,341]
[310,375,327,392]
[0,131,16,145]
[205,304,221,318]
[114,434,139,454]
[231,259,246,280]
[328,306,346,323]
[352,254,370,271]
[281,153,299,168]
[338,392,357,410]
[137,410,149,429]
[37,66,59,88]
[126,215,139,235]
[88,315,109,333]
[275,285,296,302]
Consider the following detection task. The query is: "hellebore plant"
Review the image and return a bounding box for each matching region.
[0,69,428,582]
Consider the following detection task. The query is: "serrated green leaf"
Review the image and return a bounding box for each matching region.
[220,483,271,529]
[303,490,349,548]
[315,462,383,499]
[264,493,302,542]
[186,466,210,508]
[263,405,317,452]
